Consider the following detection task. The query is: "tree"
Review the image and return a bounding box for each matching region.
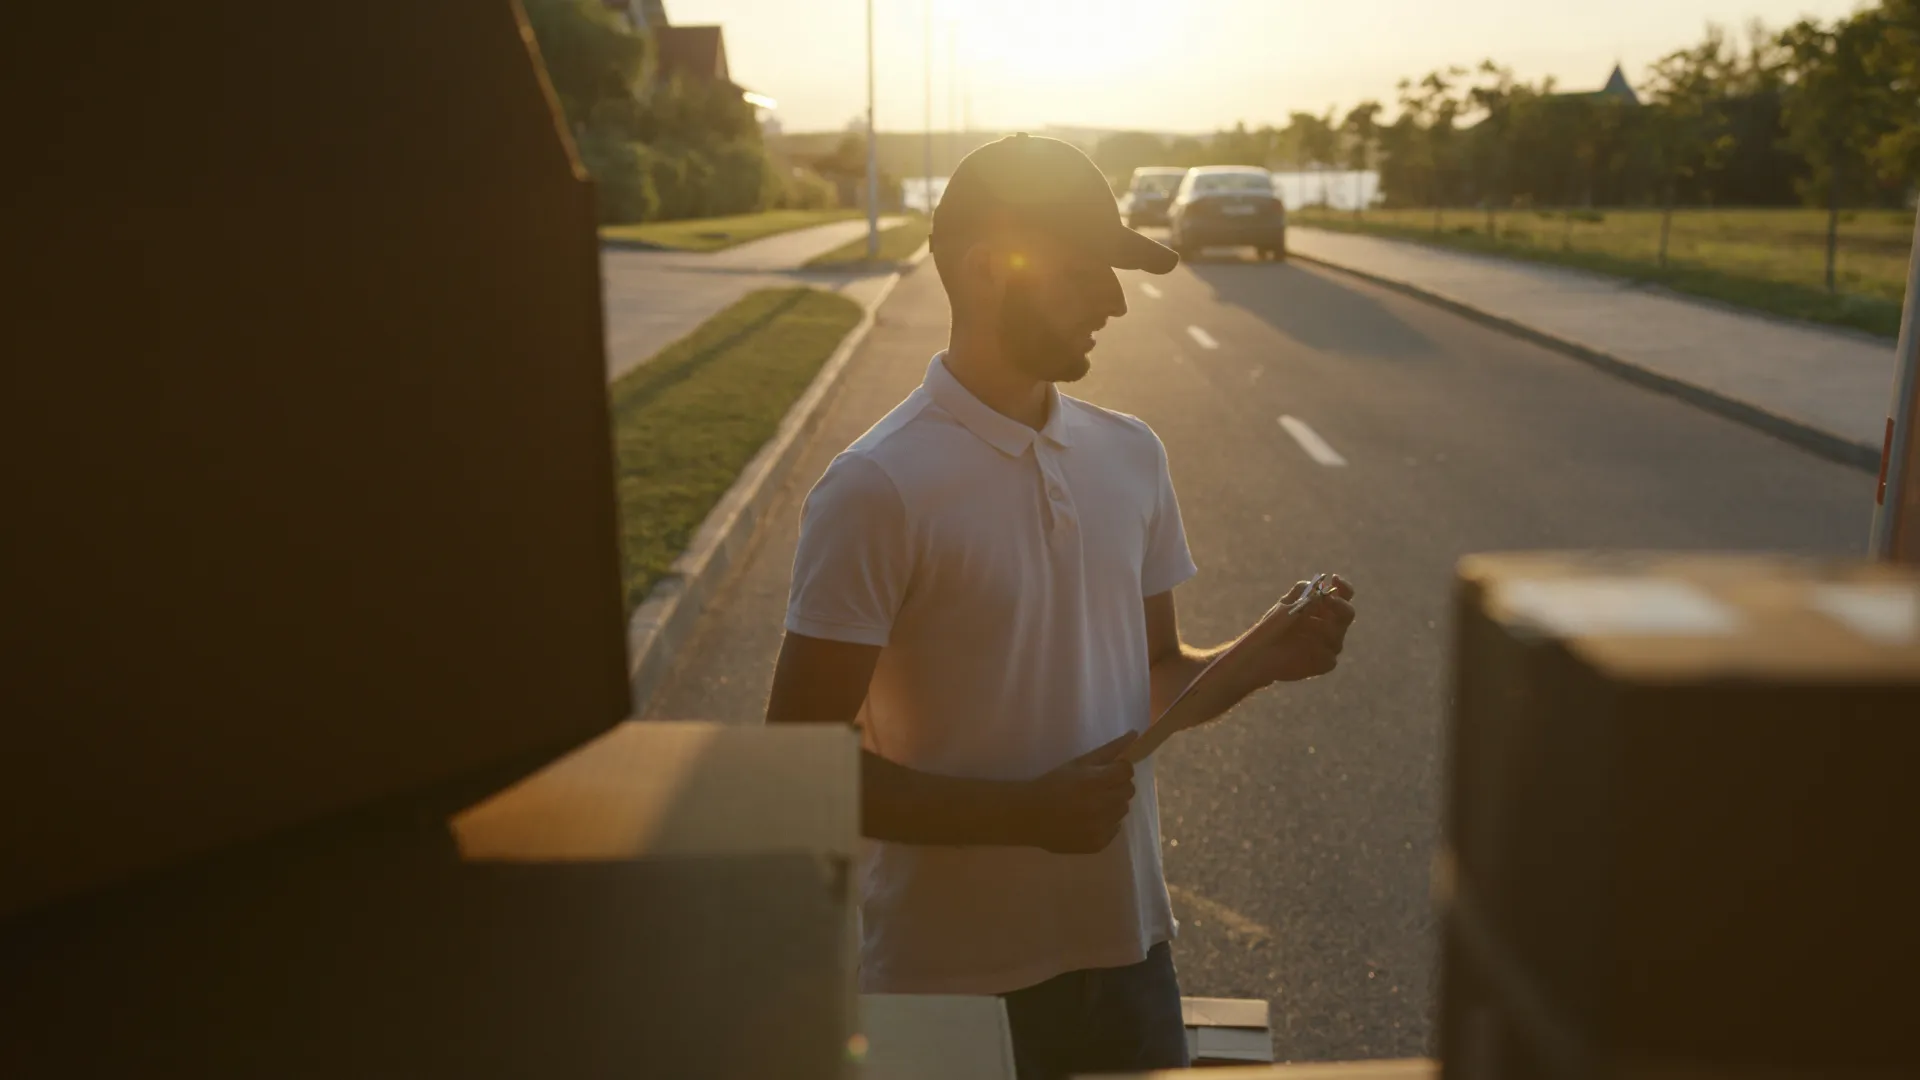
[1864,0,1920,191]
[1342,101,1383,217]
[1211,122,1273,167]
[1646,28,1738,264]
[1166,136,1207,168]
[521,0,650,136]
[1093,132,1171,190]
[1783,11,1898,290]
[1465,61,1526,234]
[1404,67,1467,228]
[1294,109,1340,205]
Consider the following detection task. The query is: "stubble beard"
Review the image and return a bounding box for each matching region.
[1000,278,1092,384]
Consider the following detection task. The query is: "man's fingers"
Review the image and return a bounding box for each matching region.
[1075,730,1140,765]
[1326,574,1356,601]
[1302,597,1355,635]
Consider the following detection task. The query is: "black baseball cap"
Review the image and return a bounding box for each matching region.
[932,133,1179,275]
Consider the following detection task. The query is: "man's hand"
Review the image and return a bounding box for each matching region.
[1015,732,1139,854]
[1247,574,1357,684]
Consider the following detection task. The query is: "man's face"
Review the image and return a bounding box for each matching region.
[995,235,1127,384]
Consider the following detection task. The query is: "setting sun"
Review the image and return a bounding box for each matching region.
[953,0,1170,84]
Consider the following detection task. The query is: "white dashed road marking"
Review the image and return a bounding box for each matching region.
[1139,282,1163,299]
[1186,325,1219,349]
[1279,415,1347,466]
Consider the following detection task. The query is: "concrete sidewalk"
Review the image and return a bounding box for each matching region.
[601,216,904,379]
[1288,227,1899,469]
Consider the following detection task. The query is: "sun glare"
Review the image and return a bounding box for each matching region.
[952,0,1172,111]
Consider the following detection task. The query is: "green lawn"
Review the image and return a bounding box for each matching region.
[599,209,864,252]
[805,216,931,268]
[1292,206,1913,338]
[611,287,864,611]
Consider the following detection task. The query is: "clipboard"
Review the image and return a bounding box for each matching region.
[1125,574,1336,765]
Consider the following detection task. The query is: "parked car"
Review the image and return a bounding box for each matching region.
[1121,167,1187,228]
[1167,166,1287,260]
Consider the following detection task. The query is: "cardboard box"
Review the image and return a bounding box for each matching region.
[860,994,1018,1079]
[1079,1057,1434,1079]
[1,721,863,1077]
[451,719,860,861]
[1183,997,1276,1066]
[1441,554,1920,1078]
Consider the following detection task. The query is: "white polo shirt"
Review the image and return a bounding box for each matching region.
[785,353,1198,995]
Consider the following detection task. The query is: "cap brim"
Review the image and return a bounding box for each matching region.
[1100,223,1179,274]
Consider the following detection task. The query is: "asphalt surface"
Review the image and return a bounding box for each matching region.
[643,244,1876,1061]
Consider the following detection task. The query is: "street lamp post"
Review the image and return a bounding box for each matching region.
[865,0,879,260]
[1869,210,1920,562]
[923,0,933,217]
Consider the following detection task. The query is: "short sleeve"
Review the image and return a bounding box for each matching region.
[1141,434,1198,597]
[785,452,911,647]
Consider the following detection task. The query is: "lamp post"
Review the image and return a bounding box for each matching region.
[923,0,933,216]
[865,0,879,260]
[1868,210,1920,562]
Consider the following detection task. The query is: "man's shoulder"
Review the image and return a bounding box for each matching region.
[1060,396,1167,458]
[843,387,942,460]
[811,389,939,509]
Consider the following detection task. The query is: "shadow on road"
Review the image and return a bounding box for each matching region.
[1187,257,1437,361]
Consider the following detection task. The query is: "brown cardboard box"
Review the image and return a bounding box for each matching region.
[1182,997,1276,1066]
[1080,1057,1434,1079]
[1,0,628,918]
[0,722,862,1077]
[1441,553,1920,1078]
[452,719,860,862]
[861,994,1018,1079]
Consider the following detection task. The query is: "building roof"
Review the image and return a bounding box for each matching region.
[1601,64,1637,102]
[1554,64,1641,107]
[654,25,729,84]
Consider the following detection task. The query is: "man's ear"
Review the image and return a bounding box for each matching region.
[961,240,1010,308]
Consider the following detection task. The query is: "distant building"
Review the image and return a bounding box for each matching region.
[1556,64,1641,107]
[602,0,774,111]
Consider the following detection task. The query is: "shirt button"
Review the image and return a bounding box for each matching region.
[1048,485,1063,500]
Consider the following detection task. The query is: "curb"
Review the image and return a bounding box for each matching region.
[1289,249,1882,473]
[623,243,931,715]
[599,238,669,252]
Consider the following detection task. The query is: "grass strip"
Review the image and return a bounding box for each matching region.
[805,216,932,268]
[1293,210,1903,339]
[611,287,864,611]
[600,209,863,252]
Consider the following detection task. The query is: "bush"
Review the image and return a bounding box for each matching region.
[701,138,778,218]
[644,142,714,220]
[578,129,658,224]
[577,124,798,224]
[781,167,839,210]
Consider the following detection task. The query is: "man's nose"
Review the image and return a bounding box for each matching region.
[1102,266,1127,317]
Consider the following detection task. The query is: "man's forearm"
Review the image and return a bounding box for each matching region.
[1148,637,1260,725]
[861,749,1033,847]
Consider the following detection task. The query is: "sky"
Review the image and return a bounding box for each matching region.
[666,0,1867,135]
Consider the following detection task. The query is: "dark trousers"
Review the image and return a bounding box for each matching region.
[999,942,1190,1080]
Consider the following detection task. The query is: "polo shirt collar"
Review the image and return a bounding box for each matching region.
[924,352,1074,456]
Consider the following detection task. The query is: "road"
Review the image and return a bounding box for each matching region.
[641,246,1876,1061]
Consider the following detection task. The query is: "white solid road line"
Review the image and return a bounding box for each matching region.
[1279,415,1348,466]
[1186,325,1218,349]
[1139,281,1163,299]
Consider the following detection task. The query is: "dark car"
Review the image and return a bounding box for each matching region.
[1121,167,1187,228]
[1167,166,1287,260]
